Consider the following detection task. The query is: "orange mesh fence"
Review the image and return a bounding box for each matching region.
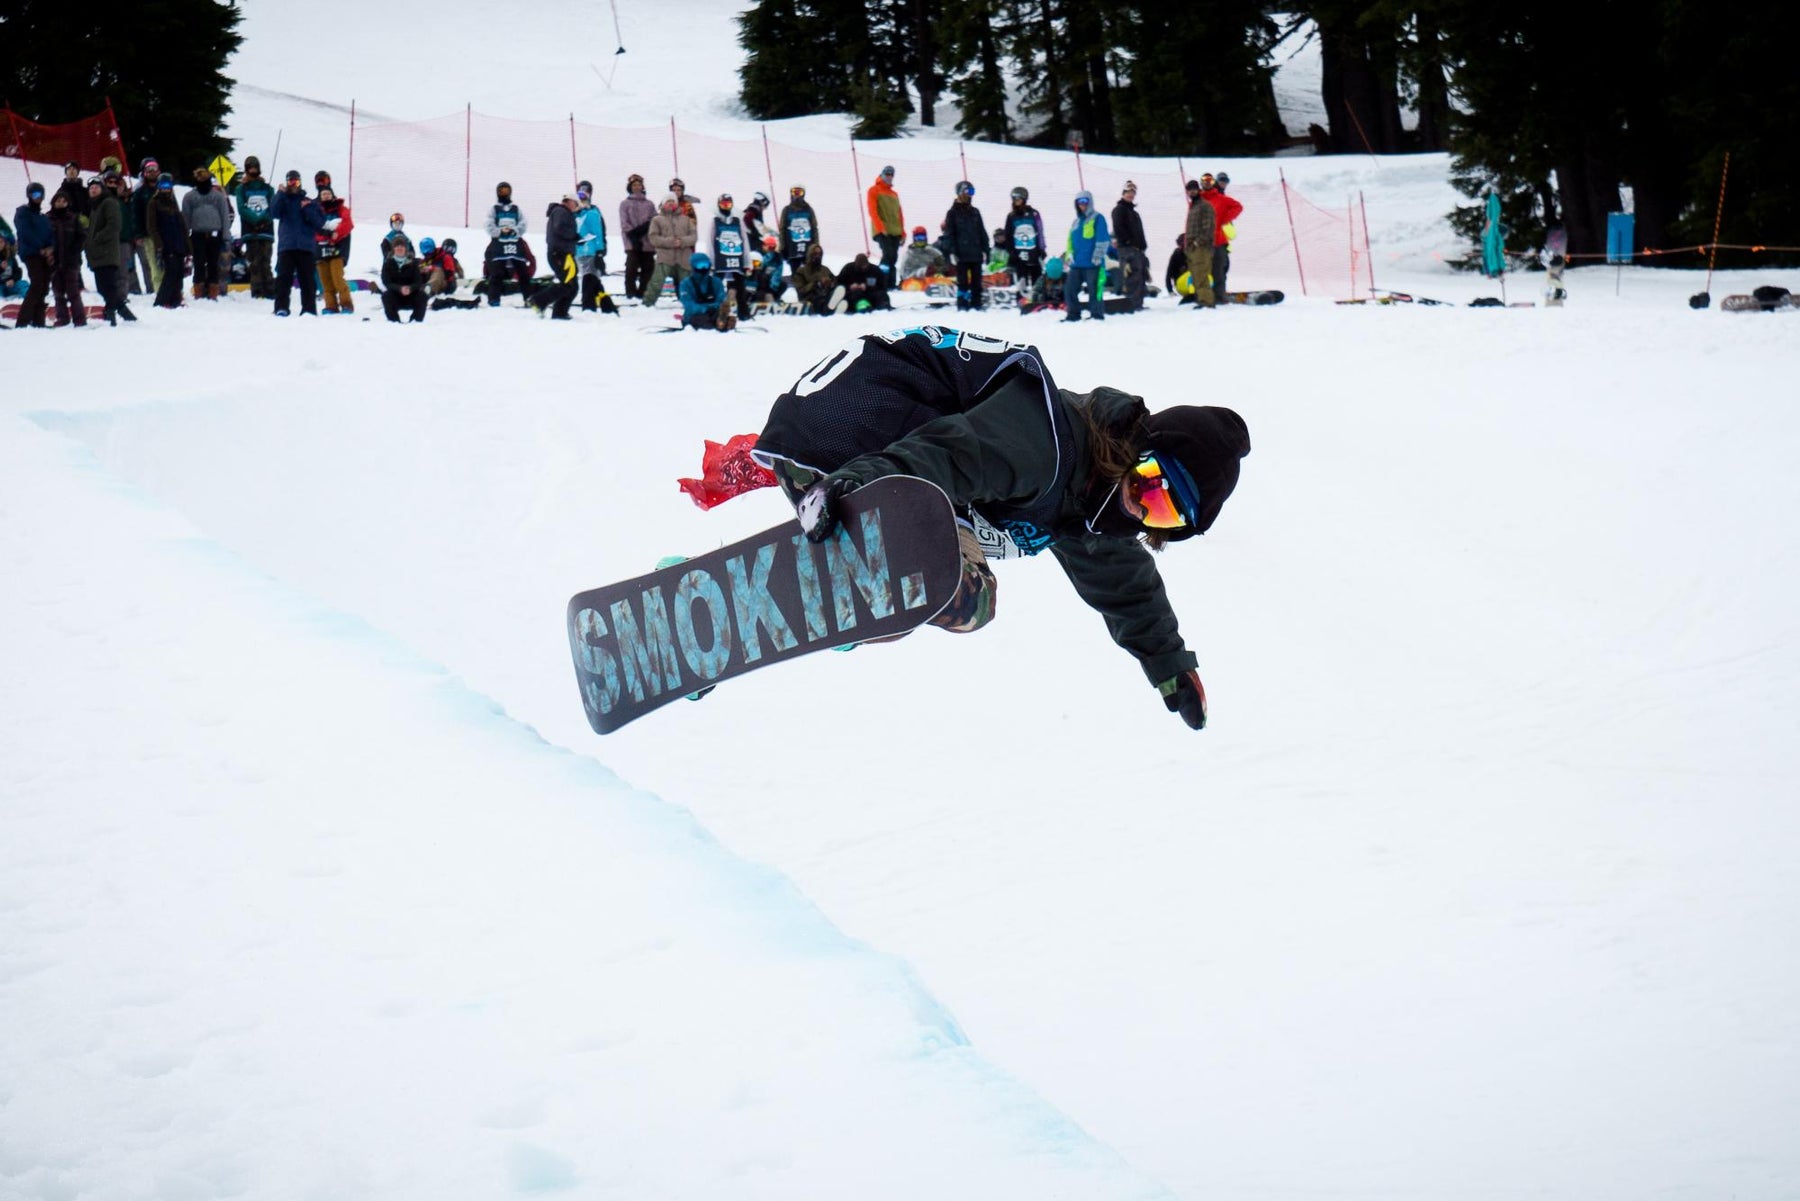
[344,107,1371,295]
[2,105,130,178]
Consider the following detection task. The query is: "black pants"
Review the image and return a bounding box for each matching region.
[873,233,901,280]
[529,252,577,317]
[18,251,52,326]
[1212,244,1231,297]
[383,288,428,322]
[954,260,984,310]
[156,251,188,308]
[581,271,604,311]
[1118,246,1150,310]
[190,232,223,290]
[624,248,654,299]
[485,260,532,305]
[52,264,86,325]
[94,265,122,320]
[273,249,317,313]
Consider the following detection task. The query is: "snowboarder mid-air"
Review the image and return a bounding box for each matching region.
[752,327,1251,730]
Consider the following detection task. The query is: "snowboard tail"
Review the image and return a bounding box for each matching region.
[567,476,962,734]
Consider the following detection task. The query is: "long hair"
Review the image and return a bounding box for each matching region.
[1072,390,1172,551]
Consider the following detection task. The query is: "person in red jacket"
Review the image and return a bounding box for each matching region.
[1200,172,1244,299]
[314,186,356,313]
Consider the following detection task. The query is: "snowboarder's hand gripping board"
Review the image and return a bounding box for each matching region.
[567,476,962,734]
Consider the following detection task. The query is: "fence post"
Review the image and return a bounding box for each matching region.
[1279,168,1308,297]
[669,116,679,179]
[959,140,968,182]
[105,95,130,177]
[6,108,31,183]
[569,113,579,190]
[1176,156,1187,188]
[1074,146,1085,191]
[849,135,870,256]
[761,125,776,207]
[1359,190,1374,295]
[464,104,472,227]
[1348,193,1356,299]
[347,100,356,206]
[1704,151,1731,296]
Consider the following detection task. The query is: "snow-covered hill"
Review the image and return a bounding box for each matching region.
[5,5,1800,1200]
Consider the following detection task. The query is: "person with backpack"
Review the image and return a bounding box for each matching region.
[942,180,989,311]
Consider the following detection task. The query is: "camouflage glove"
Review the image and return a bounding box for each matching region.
[1158,670,1208,730]
[798,476,857,544]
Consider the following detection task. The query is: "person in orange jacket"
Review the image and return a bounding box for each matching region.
[1200,171,1244,298]
[866,165,905,283]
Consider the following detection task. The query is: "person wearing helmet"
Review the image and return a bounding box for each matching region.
[899,224,946,281]
[231,155,278,298]
[742,191,772,254]
[12,182,57,326]
[710,193,752,322]
[526,193,581,319]
[668,177,694,220]
[677,251,728,330]
[777,185,818,277]
[484,182,532,307]
[643,193,697,309]
[1200,172,1244,300]
[997,186,1045,297]
[866,165,904,283]
[754,328,1250,730]
[943,180,989,311]
[1064,191,1110,321]
[574,181,610,312]
[747,233,786,306]
[619,174,656,300]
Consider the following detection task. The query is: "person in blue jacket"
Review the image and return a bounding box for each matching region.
[574,180,609,311]
[1064,191,1110,322]
[677,251,726,330]
[12,182,55,327]
[269,170,327,316]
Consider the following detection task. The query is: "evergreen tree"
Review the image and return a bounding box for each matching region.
[2,0,243,178]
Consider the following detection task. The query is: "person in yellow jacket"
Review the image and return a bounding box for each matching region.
[866,165,904,284]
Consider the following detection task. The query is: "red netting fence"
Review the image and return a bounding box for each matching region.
[344,107,1373,297]
[1,104,131,182]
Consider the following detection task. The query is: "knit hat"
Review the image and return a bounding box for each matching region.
[244,155,260,170]
[1140,406,1251,537]
[140,158,160,173]
[285,170,302,182]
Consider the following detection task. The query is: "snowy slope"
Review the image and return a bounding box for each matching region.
[5,5,1800,1199]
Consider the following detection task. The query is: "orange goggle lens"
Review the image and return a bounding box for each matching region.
[1128,455,1195,530]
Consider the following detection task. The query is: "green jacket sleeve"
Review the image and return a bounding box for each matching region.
[1051,535,1197,685]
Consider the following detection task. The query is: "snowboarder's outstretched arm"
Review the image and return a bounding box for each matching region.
[1050,536,1196,687]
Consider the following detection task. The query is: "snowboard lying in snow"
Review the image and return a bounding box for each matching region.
[566,476,961,734]
[4,302,107,323]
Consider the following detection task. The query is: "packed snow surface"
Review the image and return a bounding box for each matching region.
[5,2,1800,1198]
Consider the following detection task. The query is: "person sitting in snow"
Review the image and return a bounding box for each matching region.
[899,225,946,281]
[837,252,892,312]
[677,251,728,330]
[752,327,1250,730]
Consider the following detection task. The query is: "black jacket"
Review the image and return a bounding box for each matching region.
[757,331,1196,683]
[381,255,422,291]
[1111,199,1147,251]
[942,200,988,264]
[543,202,578,259]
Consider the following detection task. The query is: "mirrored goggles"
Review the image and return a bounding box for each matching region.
[1127,452,1202,530]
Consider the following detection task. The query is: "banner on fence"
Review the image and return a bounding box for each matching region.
[1,104,130,178]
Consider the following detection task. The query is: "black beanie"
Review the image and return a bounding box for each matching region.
[1141,405,1251,536]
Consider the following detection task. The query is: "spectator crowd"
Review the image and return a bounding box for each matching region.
[5,156,1247,330]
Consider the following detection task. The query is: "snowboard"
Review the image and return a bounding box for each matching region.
[567,475,962,734]
[3,302,107,323]
[1220,289,1285,306]
[1721,289,1795,313]
[1018,295,1143,316]
[1543,227,1567,308]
